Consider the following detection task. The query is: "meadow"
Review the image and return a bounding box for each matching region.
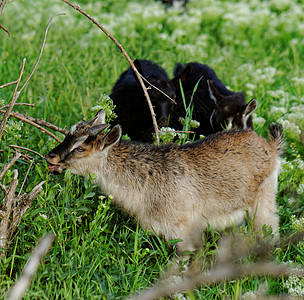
[1,0,304,298]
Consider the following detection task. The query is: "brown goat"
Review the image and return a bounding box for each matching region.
[45,110,284,254]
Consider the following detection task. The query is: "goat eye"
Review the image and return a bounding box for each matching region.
[76,146,85,152]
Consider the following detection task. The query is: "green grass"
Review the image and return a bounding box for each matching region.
[1,0,304,298]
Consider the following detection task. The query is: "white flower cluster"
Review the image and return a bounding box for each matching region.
[291,215,304,232]
[278,119,301,139]
[91,93,116,122]
[178,117,200,129]
[284,275,304,297]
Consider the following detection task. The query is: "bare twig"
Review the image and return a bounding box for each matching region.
[0,80,18,89]
[17,159,34,197]
[0,0,6,19]
[7,234,55,300]
[10,181,45,239]
[0,109,68,135]
[8,145,45,160]
[0,152,21,181]
[0,103,34,110]
[1,110,63,142]
[0,169,18,257]
[128,233,304,300]
[0,24,10,35]
[62,0,161,145]
[18,13,65,94]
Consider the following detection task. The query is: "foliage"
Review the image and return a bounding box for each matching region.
[1,0,304,298]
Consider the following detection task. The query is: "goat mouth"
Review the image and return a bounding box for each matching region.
[48,163,64,174]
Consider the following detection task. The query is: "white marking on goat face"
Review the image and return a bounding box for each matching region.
[69,135,89,152]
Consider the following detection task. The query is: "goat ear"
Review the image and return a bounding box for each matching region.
[207,80,223,104]
[243,98,257,117]
[101,125,122,150]
[171,65,191,88]
[86,110,106,127]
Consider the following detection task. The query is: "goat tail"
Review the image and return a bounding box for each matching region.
[268,123,285,156]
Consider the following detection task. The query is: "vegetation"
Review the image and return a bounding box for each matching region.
[1,0,304,298]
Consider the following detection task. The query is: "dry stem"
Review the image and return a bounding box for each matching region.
[7,234,55,300]
[8,145,45,159]
[62,0,161,145]
[0,109,63,142]
[0,109,68,135]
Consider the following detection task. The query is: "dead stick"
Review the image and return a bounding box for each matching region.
[8,145,45,160]
[0,24,10,36]
[0,169,18,258]
[0,81,18,89]
[7,234,55,300]
[17,160,34,197]
[62,0,160,145]
[0,109,68,135]
[0,110,62,142]
[0,103,34,110]
[0,152,21,181]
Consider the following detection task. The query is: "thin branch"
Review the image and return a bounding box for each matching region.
[18,13,66,93]
[0,103,34,110]
[0,169,18,258]
[17,160,34,197]
[7,234,55,300]
[0,182,8,194]
[0,0,6,17]
[0,80,18,89]
[0,110,63,142]
[0,151,21,181]
[0,109,68,135]
[62,0,161,145]
[0,24,10,36]
[0,58,26,142]
[140,75,176,104]
[8,145,45,160]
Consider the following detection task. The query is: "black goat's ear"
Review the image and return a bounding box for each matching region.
[171,65,191,89]
[100,125,122,150]
[207,80,224,104]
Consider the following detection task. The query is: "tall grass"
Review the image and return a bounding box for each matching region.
[1,0,304,298]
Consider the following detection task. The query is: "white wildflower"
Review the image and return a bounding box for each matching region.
[291,215,304,232]
[297,183,304,195]
[253,116,266,127]
[278,119,301,137]
[284,275,304,297]
[269,106,286,119]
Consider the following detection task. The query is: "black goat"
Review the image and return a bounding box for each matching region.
[170,62,257,138]
[110,59,176,142]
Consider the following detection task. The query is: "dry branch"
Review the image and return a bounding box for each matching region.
[128,233,304,300]
[8,145,45,159]
[0,109,68,136]
[0,153,45,258]
[62,0,161,145]
[7,234,55,300]
[0,80,18,89]
[0,110,63,142]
